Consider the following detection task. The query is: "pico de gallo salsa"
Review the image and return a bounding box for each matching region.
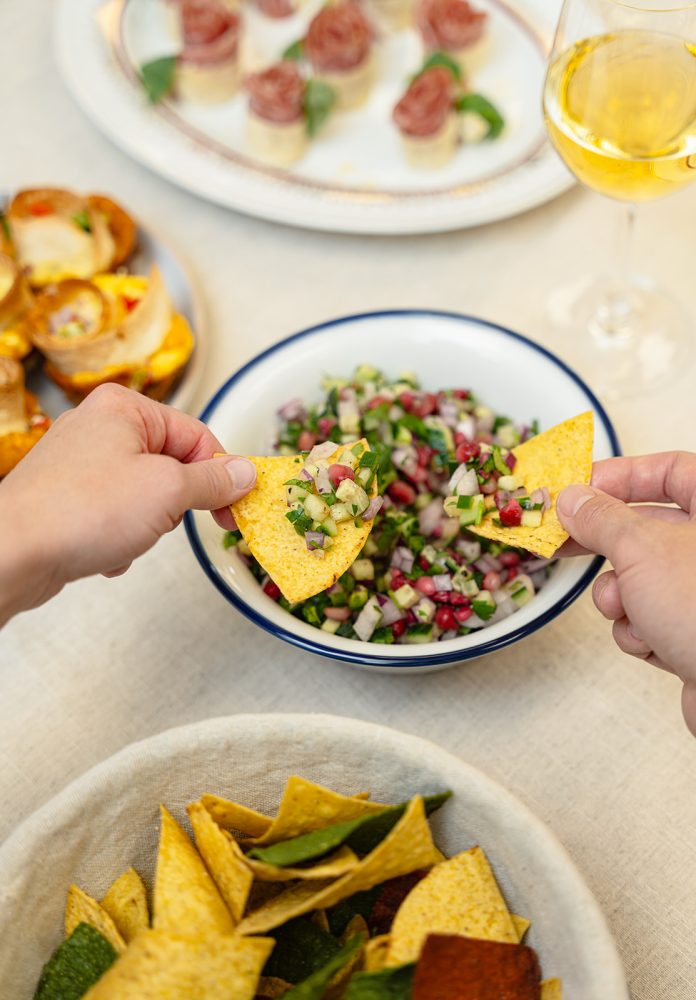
[224,365,556,644]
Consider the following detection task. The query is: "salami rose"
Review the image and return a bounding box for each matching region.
[180,0,240,63]
[255,0,294,18]
[416,0,487,52]
[246,62,305,123]
[305,1,372,73]
[393,66,455,137]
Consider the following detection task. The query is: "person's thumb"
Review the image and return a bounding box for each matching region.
[175,455,257,512]
[557,484,646,567]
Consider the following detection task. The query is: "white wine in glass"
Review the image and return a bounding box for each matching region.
[543,1,696,399]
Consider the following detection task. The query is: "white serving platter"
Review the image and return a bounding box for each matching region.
[54,0,574,234]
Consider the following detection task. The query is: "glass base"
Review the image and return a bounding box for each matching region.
[547,273,692,401]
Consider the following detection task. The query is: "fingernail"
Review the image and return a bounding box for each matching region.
[225,457,256,491]
[558,484,595,517]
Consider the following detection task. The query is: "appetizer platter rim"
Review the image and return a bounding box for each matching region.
[0,187,209,418]
[0,711,630,1000]
[54,0,575,234]
[183,308,621,671]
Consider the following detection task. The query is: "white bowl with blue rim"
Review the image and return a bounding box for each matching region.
[185,311,620,673]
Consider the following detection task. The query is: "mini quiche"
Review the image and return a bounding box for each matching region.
[26,267,194,404]
[0,356,50,478]
[0,253,33,362]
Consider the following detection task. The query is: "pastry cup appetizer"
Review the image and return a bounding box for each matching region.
[393,66,460,169]
[416,0,488,76]
[246,62,336,167]
[5,188,136,288]
[0,356,50,478]
[175,0,241,103]
[304,1,373,110]
[0,253,33,362]
[27,268,195,404]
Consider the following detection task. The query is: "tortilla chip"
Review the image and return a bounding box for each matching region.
[326,920,367,998]
[65,885,126,954]
[541,978,563,999]
[153,805,235,936]
[385,847,517,966]
[201,793,272,837]
[411,934,541,1000]
[248,846,360,883]
[512,914,531,942]
[100,869,149,943]
[247,776,387,846]
[81,929,273,1000]
[257,976,293,998]
[362,935,390,972]
[187,801,253,923]
[469,411,594,559]
[237,797,441,935]
[312,909,331,933]
[230,440,378,603]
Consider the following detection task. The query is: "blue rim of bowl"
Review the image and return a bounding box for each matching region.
[184,309,621,669]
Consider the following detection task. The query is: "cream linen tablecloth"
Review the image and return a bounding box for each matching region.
[1,2,696,996]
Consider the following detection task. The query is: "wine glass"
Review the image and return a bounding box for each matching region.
[543,0,696,399]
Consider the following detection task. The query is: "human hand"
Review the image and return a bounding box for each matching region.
[0,384,256,622]
[557,452,696,736]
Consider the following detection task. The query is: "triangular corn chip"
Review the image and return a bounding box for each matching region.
[385,846,518,966]
[230,440,378,603]
[100,869,148,944]
[65,885,126,954]
[153,806,235,936]
[237,797,441,935]
[362,934,390,972]
[257,976,293,998]
[541,978,563,999]
[187,802,254,924]
[202,794,273,837]
[247,776,386,846]
[512,914,531,942]
[82,930,273,1000]
[469,412,594,558]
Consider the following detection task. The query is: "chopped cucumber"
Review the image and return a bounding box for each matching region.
[472,590,497,620]
[497,474,521,491]
[321,618,341,634]
[391,583,420,610]
[404,623,435,644]
[351,559,375,581]
[521,509,543,528]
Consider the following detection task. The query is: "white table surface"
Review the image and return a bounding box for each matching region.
[2,2,696,996]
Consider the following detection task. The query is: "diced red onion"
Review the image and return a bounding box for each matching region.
[505,452,517,471]
[432,573,452,591]
[353,596,383,641]
[391,546,415,573]
[418,498,443,536]
[305,531,325,551]
[456,416,476,439]
[529,487,551,512]
[530,570,547,590]
[438,399,459,427]
[315,468,332,494]
[520,558,551,574]
[379,597,404,626]
[324,606,351,621]
[391,446,416,469]
[512,487,528,498]
[439,517,460,543]
[440,629,458,641]
[362,496,384,522]
[277,398,305,422]
[299,467,313,481]
[481,478,498,495]
[308,441,338,462]
[494,490,511,511]
[474,554,502,574]
[456,538,481,562]
[388,406,402,422]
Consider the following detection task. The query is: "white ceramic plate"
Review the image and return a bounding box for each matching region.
[185,310,620,672]
[3,199,208,417]
[0,714,629,998]
[54,0,574,234]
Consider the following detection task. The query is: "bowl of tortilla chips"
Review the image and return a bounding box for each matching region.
[0,714,628,998]
[185,311,620,672]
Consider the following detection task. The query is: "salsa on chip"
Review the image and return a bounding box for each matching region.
[33,777,562,999]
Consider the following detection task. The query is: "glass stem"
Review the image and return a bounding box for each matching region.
[591,202,637,342]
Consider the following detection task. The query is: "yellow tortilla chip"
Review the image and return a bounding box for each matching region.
[65,885,126,954]
[100,869,149,943]
[256,976,293,998]
[385,846,518,966]
[202,794,272,837]
[230,440,378,603]
[469,411,594,559]
[237,796,441,935]
[247,776,387,846]
[541,978,563,999]
[153,805,235,936]
[82,929,273,1000]
[363,934,390,972]
[187,802,253,924]
[512,913,531,942]
[312,909,331,933]
[246,845,360,882]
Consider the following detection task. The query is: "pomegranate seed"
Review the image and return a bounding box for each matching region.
[389,571,406,590]
[418,555,430,571]
[435,607,457,630]
[414,576,436,596]
[448,592,469,606]
[454,606,473,624]
[416,445,434,467]
[366,395,388,410]
[398,391,415,411]
[392,619,406,639]
[388,480,416,505]
[328,463,355,488]
[298,430,317,451]
[406,609,417,624]
[499,551,520,567]
[453,389,470,399]
[317,416,335,437]
[499,499,523,527]
[432,591,451,603]
[506,567,519,582]
[455,441,480,464]
[481,478,499,495]
[483,571,502,592]
[413,393,437,417]
[263,580,281,600]
[404,465,429,485]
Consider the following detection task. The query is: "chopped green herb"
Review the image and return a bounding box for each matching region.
[140,55,176,104]
[223,529,242,549]
[71,210,92,233]
[416,49,462,82]
[344,963,416,999]
[283,38,305,61]
[303,79,336,137]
